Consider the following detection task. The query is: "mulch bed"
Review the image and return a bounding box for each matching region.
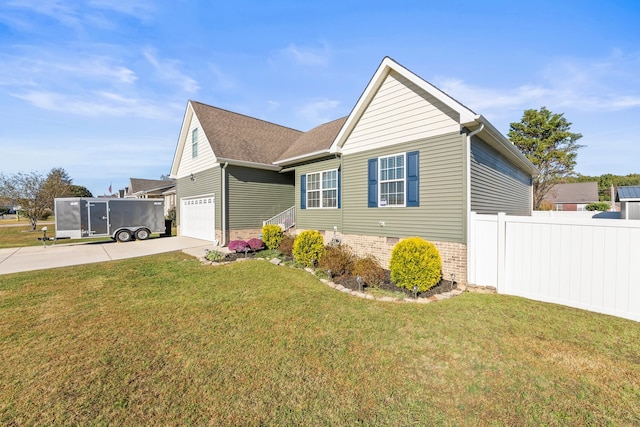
[332,271,457,299]
[221,250,457,299]
[224,251,261,262]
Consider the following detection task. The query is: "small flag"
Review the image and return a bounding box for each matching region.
[108,183,112,194]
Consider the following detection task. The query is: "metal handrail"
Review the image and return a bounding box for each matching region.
[263,206,295,230]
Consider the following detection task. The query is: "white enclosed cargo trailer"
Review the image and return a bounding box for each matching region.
[55,198,166,242]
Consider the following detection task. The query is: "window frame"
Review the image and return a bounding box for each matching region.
[378,152,406,208]
[191,128,198,158]
[305,169,338,209]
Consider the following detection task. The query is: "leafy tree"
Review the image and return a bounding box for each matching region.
[42,168,72,207]
[0,168,74,230]
[67,185,93,197]
[565,173,640,201]
[508,107,583,209]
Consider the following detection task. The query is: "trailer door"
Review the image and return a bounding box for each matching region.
[88,201,108,236]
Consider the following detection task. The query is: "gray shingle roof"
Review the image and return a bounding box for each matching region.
[128,178,175,195]
[616,186,640,201]
[276,116,348,163]
[190,101,303,165]
[543,182,599,204]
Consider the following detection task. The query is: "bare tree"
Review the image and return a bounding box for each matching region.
[0,168,72,230]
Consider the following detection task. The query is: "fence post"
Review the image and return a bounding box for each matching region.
[496,212,506,293]
[467,211,477,285]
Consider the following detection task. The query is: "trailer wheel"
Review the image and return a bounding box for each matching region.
[115,229,132,242]
[135,228,150,241]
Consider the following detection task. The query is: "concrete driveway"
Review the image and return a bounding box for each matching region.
[0,236,215,275]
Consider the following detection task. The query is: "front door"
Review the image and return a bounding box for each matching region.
[88,201,108,235]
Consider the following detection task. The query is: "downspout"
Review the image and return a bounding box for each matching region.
[466,124,485,214]
[338,153,343,238]
[466,123,484,285]
[221,162,229,246]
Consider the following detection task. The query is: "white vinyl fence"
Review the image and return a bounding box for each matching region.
[468,212,640,322]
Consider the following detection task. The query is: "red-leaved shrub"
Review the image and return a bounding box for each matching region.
[228,240,249,252]
[247,238,264,251]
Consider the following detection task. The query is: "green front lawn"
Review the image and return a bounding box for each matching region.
[0,221,174,248]
[1,254,639,425]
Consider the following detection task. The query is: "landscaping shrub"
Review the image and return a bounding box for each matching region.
[278,234,295,257]
[292,230,325,268]
[318,245,354,277]
[352,254,386,287]
[389,237,442,292]
[205,250,226,262]
[228,240,249,253]
[247,238,264,251]
[261,224,284,250]
[585,202,610,212]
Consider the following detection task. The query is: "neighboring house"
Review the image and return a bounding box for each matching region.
[541,182,599,211]
[122,178,176,216]
[0,198,16,214]
[169,57,537,283]
[616,186,640,219]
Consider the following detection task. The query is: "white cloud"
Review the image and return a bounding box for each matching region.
[12,90,176,119]
[2,0,154,30]
[206,64,237,91]
[434,78,552,113]
[87,0,154,19]
[433,50,640,121]
[143,49,199,93]
[297,98,340,127]
[267,100,280,112]
[5,0,80,28]
[275,43,331,67]
[0,52,137,86]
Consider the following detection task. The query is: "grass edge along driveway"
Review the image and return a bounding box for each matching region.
[1,252,639,426]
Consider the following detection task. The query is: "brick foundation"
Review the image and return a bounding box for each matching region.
[228,228,263,242]
[296,229,468,285]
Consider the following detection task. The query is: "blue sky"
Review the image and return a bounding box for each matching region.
[1,0,639,196]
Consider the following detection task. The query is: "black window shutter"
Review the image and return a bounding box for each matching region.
[337,168,341,209]
[300,174,306,209]
[406,151,419,207]
[368,158,378,208]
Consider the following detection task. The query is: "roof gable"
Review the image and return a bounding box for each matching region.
[170,101,303,176]
[191,101,302,164]
[329,57,478,154]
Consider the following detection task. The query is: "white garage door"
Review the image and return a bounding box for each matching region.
[180,195,216,242]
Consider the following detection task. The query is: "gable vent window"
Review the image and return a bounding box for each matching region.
[191,128,198,158]
[368,151,419,208]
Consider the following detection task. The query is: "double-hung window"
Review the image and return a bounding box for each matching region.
[191,128,198,158]
[368,151,419,208]
[304,169,338,209]
[379,153,405,207]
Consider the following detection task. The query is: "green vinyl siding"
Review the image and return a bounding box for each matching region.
[227,166,294,230]
[470,137,532,216]
[342,132,466,243]
[295,157,342,232]
[176,166,221,229]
